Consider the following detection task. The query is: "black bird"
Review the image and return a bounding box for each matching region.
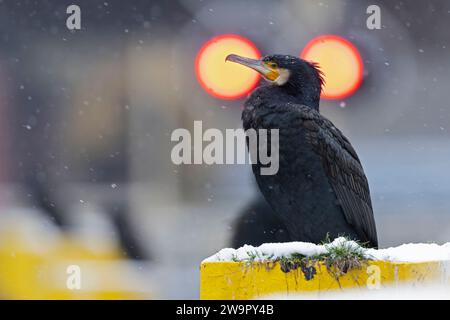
[226,53,378,248]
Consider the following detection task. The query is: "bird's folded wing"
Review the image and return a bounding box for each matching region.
[294,104,378,247]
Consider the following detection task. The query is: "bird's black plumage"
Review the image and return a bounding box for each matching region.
[240,54,378,247]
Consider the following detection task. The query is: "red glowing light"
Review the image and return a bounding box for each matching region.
[301,35,364,100]
[195,34,261,100]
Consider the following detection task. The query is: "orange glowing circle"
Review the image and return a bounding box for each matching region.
[301,35,363,100]
[195,34,261,100]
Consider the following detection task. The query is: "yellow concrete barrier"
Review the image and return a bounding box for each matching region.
[200,260,450,299]
[0,215,153,299]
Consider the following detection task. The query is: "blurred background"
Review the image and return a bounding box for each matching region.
[0,0,450,299]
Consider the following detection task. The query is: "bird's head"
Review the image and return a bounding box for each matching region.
[226,54,324,108]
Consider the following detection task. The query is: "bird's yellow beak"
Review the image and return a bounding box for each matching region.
[225,54,279,81]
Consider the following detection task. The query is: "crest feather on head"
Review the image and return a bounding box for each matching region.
[308,61,325,92]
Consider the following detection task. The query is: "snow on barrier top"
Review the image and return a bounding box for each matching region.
[203,237,450,263]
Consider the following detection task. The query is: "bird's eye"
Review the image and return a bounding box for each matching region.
[269,62,278,69]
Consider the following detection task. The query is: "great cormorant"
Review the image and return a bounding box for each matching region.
[226,53,378,248]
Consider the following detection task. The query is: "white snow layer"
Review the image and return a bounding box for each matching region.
[203,237,450,263]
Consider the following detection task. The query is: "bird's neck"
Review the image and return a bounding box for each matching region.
[267,84,320,110]
[283,80,320,110]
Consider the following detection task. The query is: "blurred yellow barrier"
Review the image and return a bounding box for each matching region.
[200,260,450,299]
[0,224,152,299]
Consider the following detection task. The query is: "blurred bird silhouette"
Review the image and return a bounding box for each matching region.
[231,194,290,248]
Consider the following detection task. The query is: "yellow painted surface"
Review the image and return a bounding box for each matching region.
[0,230,151,299]
[200,260,449,300]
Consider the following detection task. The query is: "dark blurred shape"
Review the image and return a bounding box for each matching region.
[26,179,150,260]
[27,179,66,227]
[110,203,149,260]
[231,195,290,248]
